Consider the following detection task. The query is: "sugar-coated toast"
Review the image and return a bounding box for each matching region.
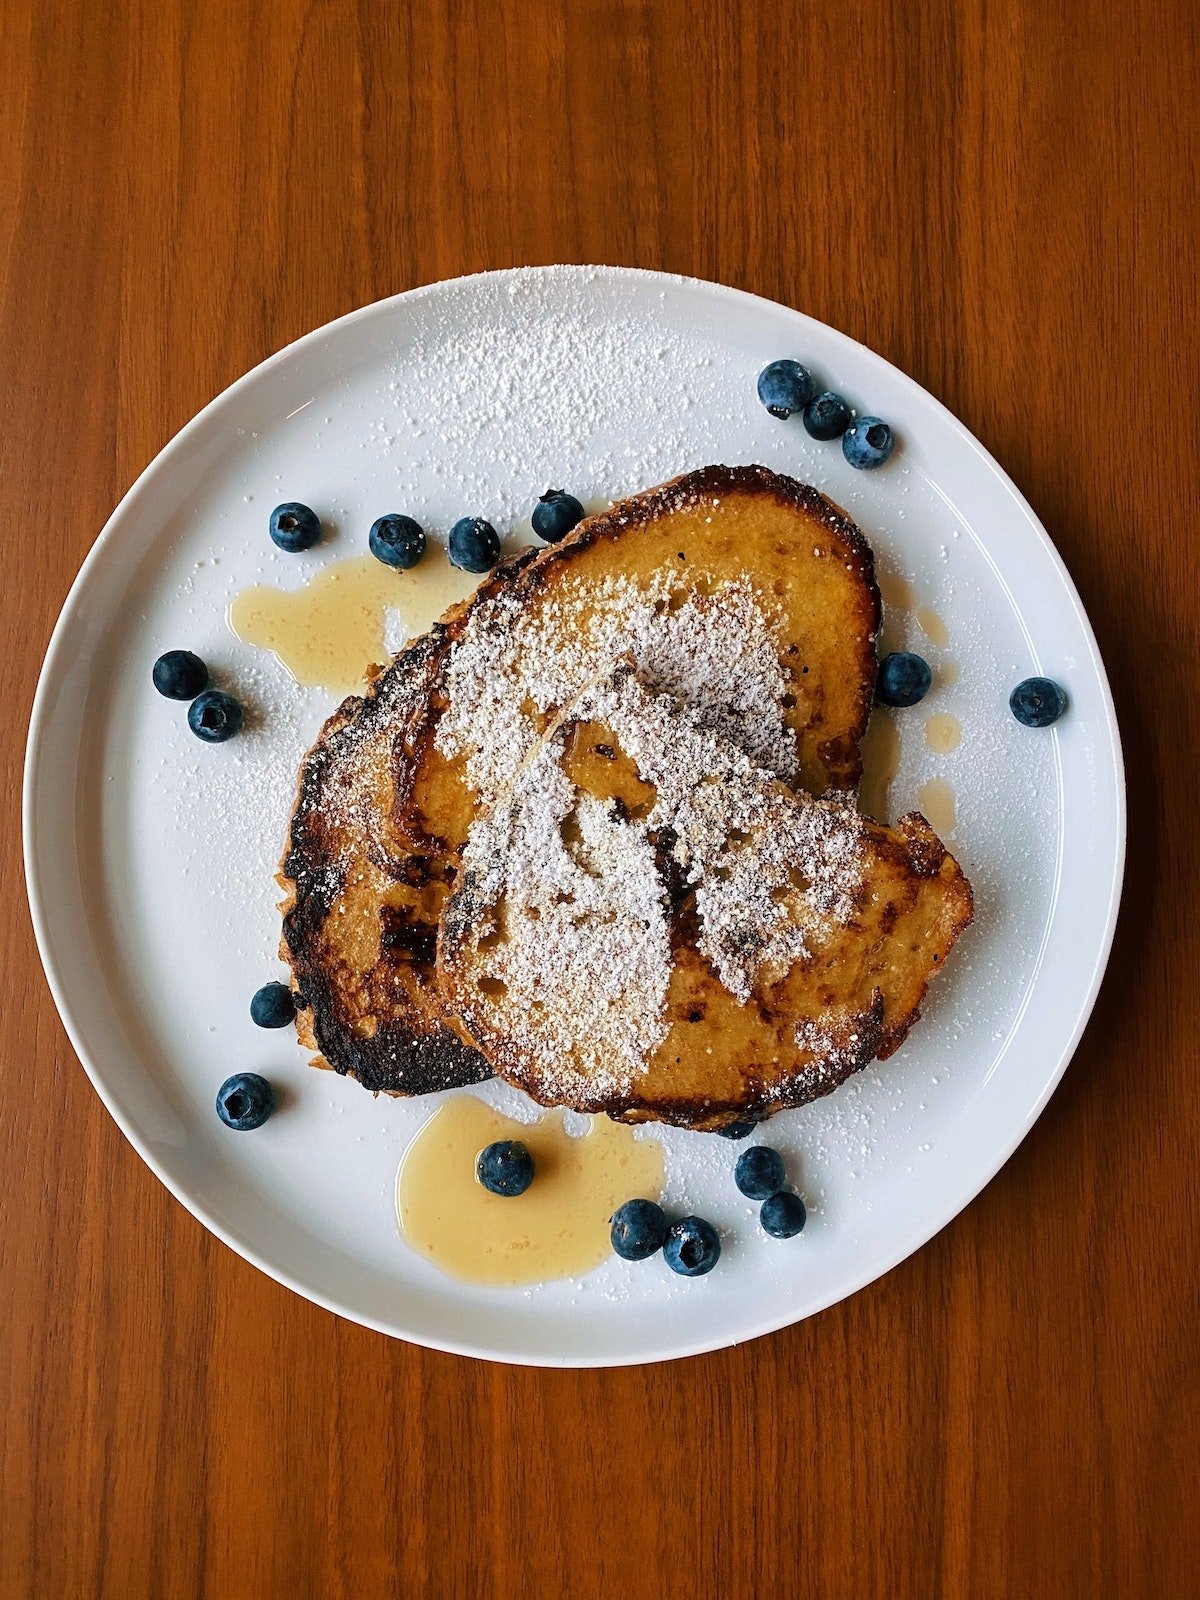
[280,466,881,1097]
[438,666,973,1129]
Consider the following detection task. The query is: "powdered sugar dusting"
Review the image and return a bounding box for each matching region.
[367,273,731,527]
[452,744,671,1101]
[448,667,879,1100]
[437,560,798,808]
[577,670,869,1000]
[786,1018,870,1099]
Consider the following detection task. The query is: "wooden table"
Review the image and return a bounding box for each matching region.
[3,3,1196,1594]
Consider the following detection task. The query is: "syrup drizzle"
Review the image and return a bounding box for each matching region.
[397,1095,665,1287]
[228,549,478,694]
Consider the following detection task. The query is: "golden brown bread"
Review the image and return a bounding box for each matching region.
[437,666,973,1130]
[279,465,881,1097]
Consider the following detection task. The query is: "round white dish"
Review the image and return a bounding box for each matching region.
[24,266,1124,1366]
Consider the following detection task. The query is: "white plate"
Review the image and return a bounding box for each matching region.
[24,267,1124,1366]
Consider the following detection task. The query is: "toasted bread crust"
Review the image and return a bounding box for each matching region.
[279,466,881,1103]
[278,628,493,1094]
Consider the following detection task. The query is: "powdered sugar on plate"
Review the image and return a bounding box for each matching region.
[367,272,737,530]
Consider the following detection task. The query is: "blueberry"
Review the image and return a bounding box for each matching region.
[734,1145,786,1200]
[760,1191,807,1238]
[187,689,244,743]
[803,390,852,441]
[876,651,932,708]
[448,516,501,573]
[717,1118,760,1140]
[269,501,322,552]
[216,1072,276,1131]
[369,514,425,570]
[757,359,814,420]
[532,490,585,544]
[610,1198,669,1261]
[1010,677,1067,728]
[476,1139,534,1196]
[842,417,895,469]
[152,649,209,701]
[250,981,296,1029]
[663,1216,721,1277]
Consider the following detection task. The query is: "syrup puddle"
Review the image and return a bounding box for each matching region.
[864,571,962,828]
[915,606,950,649]
[878,574,951,661]
[228,549,479,694]
[924,712,962,755]
[858,712,901,823]
[878,573,917,611]
[397,1096,665,1287]
[918,776,957,835]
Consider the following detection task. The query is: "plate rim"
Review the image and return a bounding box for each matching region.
[23,264,1126,1366]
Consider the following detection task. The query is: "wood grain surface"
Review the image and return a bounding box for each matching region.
[2,2,1197,1595]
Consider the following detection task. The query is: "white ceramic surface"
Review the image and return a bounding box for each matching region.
[24,267,1124,1366]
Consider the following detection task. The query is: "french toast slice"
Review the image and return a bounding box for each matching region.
[280,465,880,1096]
[277,626,495,1093]
[438,667,973,1129]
